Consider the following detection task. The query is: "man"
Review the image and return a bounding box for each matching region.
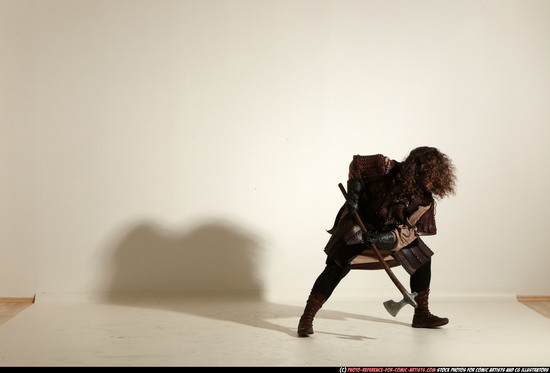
[298,146,457,337]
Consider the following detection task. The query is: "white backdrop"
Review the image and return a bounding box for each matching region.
[2,0,550,300]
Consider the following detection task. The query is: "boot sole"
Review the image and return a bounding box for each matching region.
[412,319,449,328]
[297,329,313,337]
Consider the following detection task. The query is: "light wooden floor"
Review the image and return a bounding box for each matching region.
[518,296,550,319]
[1,296,549,326]
[0,300,33,326]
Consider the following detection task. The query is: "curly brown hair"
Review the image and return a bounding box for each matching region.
[397,146,456,200]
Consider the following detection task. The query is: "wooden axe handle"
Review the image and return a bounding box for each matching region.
[338,183,409,296]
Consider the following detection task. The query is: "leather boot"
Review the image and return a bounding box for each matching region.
[412,289,449,328]
[297,292,326,337]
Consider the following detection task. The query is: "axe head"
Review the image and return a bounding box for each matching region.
[383,291,418,317]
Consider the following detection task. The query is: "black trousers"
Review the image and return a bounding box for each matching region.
[310,256,432,300]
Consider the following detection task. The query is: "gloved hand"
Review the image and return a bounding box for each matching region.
[362,231,396,251]
[345,179,363,214]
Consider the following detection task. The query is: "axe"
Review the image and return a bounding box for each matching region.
[338,183,417,316]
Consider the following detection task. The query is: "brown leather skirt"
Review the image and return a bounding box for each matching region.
[323,214,433,275]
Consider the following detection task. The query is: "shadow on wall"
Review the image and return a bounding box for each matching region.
[100,219,409,338]
[103,219,265,299]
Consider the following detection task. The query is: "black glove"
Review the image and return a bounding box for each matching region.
[345,179,363,214]
[363,231,396,251]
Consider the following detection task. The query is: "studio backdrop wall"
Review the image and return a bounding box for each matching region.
[2,0,550,300]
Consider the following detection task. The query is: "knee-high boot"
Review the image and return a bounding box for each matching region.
[412,289,449,328]
[297,292,326,337]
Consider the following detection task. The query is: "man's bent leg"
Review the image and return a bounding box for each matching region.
[297,258,351,336]
[410,260,448,328]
